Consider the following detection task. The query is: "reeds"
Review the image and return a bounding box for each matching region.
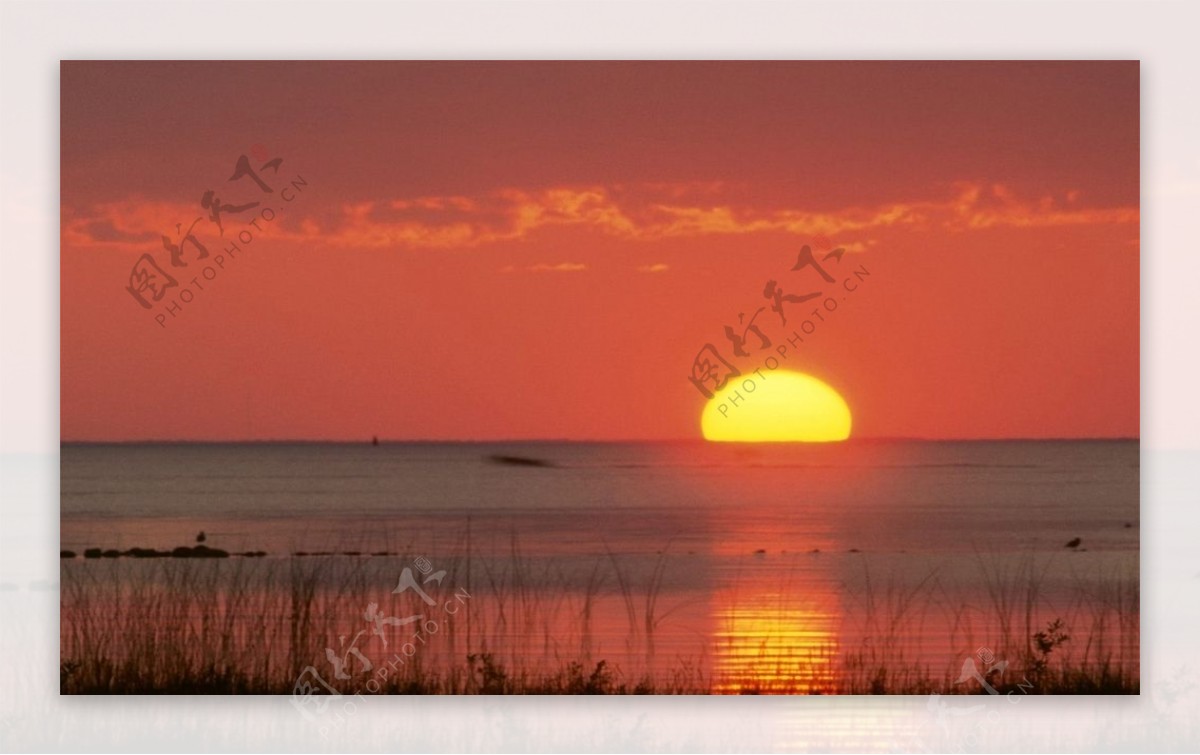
[60,547,1138,695]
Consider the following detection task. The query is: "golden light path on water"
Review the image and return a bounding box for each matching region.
[712,589,841,694]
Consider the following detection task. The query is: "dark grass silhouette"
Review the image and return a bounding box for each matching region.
[60,548,1138,695]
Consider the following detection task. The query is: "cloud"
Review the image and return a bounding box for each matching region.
[63,182,1139,255]
[941,182,1138,231]
[637,263,670,273]
[837,241,875,254]
[527,262,587,272]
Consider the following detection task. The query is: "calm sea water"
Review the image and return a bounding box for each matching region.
[61,440,1139,692]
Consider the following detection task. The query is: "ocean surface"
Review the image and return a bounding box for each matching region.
[60,440,1139,693]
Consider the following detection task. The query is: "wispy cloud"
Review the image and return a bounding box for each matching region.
[528,262,587,273]
[63,182,1139,255]
[500,262,588,273]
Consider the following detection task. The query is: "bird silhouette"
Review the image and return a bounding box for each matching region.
[1065,537,1081,549]
[196,531,206,543]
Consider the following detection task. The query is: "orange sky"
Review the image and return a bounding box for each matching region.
[60,61,1139,441]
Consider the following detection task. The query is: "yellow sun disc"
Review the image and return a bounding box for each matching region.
[701,370,852,442]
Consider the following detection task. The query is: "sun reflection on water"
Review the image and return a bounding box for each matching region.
[712,589,840,694]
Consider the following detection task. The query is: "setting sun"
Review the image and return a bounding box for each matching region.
[701,371,852,442]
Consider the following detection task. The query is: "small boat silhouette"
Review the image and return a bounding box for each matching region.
[487,454,554,468]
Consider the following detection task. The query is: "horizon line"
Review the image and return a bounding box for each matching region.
[60,436,1141,445]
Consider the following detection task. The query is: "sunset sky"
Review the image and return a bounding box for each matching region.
[60,61,1139,441]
